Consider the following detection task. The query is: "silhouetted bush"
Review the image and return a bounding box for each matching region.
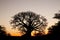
[0,25,11,37]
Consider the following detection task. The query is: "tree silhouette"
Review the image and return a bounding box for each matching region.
[52,11,60,35]
[10,11,47,37]
[0,25,7,36]
[0,25,11,37]
[52,10,60,35]
[47,11,60,40]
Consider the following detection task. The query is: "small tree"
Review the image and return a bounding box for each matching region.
[0,25,7,36]
[10,11,47,37]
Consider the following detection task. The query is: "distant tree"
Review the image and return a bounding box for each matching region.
[51,10,60,33]
[47,11,60,40]
[0,25,11,37]
[49,10,60,33]
[10,11,47,37]
[0,25,7,36]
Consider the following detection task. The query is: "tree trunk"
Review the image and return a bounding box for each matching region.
[23,26,34,37]
[26,27,32,37]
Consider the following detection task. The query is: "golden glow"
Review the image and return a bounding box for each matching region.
[31,30,47,36]
[10,32,24,36]
[31,30,36,36]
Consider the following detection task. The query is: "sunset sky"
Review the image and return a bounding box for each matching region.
[0,0,60,36]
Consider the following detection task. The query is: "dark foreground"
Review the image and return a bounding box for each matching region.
[0,35,60,40]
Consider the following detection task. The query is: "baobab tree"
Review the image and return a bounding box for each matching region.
[10,11,47,37]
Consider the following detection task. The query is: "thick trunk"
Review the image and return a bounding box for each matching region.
[26,28,32,37]
[23,26,34,37]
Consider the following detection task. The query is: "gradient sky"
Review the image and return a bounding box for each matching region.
[0,0,60,36]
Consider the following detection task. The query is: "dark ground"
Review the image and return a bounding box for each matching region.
[0,34,60,40]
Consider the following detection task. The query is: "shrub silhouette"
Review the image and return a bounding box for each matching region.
[0,25,7,36]
[0,25,11,37]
